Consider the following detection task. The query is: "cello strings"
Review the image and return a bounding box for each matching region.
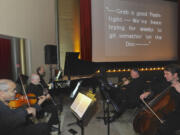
[141,99,164,124]
[148,86,171,107]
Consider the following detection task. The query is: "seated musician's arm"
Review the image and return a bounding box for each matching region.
[140,80,154,100]
[0,102,33,129]
[30,94,49,112]
[37,95,49,105]
[140,91,152,100]
[141,80,169,100]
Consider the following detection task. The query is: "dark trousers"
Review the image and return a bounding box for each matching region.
[38,100,59,126]
[155,111,180,135]
[110,89,139,112]
[10,123,50,135]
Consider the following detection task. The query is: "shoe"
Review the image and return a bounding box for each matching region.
[50,125,59,132]
[68,129,78,135]
[52,124,59,128]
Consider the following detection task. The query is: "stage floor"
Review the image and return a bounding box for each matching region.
[55,89,139,135]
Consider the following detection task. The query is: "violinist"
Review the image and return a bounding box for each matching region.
[36,66,48,89]
[27,74,59,131]
[154,64,180,135]
[0,79,50,135]
[109,68,148,122]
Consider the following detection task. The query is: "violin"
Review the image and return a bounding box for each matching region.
[8,93,37,109]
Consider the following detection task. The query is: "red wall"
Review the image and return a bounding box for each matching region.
[0,38,12,79]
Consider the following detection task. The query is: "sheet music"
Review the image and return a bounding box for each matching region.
[71,93,92,119]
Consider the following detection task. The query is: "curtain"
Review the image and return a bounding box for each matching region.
[80,0,92,61]
[0,38,12,79]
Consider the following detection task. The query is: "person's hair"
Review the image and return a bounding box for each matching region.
[164,64,180,79]
[131,68,139,72]
[0,79,12,92]
[36,66,41,74]
[131,68,140,75]
[31,74,39,81]
[164,64,180,74]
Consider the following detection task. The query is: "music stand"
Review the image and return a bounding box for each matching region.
[69,92,94,135]
[98,85,120,135]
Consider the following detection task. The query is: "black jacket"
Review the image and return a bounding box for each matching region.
[27,83,44,97]
[0,101,28,134]
[38,74,48,89]
[123,76,146,105]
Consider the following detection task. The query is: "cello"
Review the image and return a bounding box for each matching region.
[133,86,175,135]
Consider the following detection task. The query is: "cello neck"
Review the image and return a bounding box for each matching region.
[148,85,171,107]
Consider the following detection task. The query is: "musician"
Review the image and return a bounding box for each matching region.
[154,64,180,135]
[109,68,147,122]
[36,66,48,89]
[0,79,50,135]
[27,74,59,130]
[140,74,170,101]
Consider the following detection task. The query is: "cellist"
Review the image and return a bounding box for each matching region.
[0,79,50,135]
[140,64,180,135]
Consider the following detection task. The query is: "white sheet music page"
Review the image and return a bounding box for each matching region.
[71,92,92,119]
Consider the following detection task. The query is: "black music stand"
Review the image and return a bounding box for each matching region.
[69,92,95,135]
[98,82,120,135]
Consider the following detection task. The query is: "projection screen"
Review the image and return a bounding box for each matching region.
[91,0,178,62]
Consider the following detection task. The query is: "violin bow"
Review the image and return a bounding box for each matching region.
[141,99,164,124]
[19,74,31,107]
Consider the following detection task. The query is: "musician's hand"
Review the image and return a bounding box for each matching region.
[37,95,47,105]
[172,82,180,93]
[140,91,151,100]
[45,93,51,99]
[122,77,127,82]
[43,88,49,95]
[26,107,36,117]
[123,80,130,85]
